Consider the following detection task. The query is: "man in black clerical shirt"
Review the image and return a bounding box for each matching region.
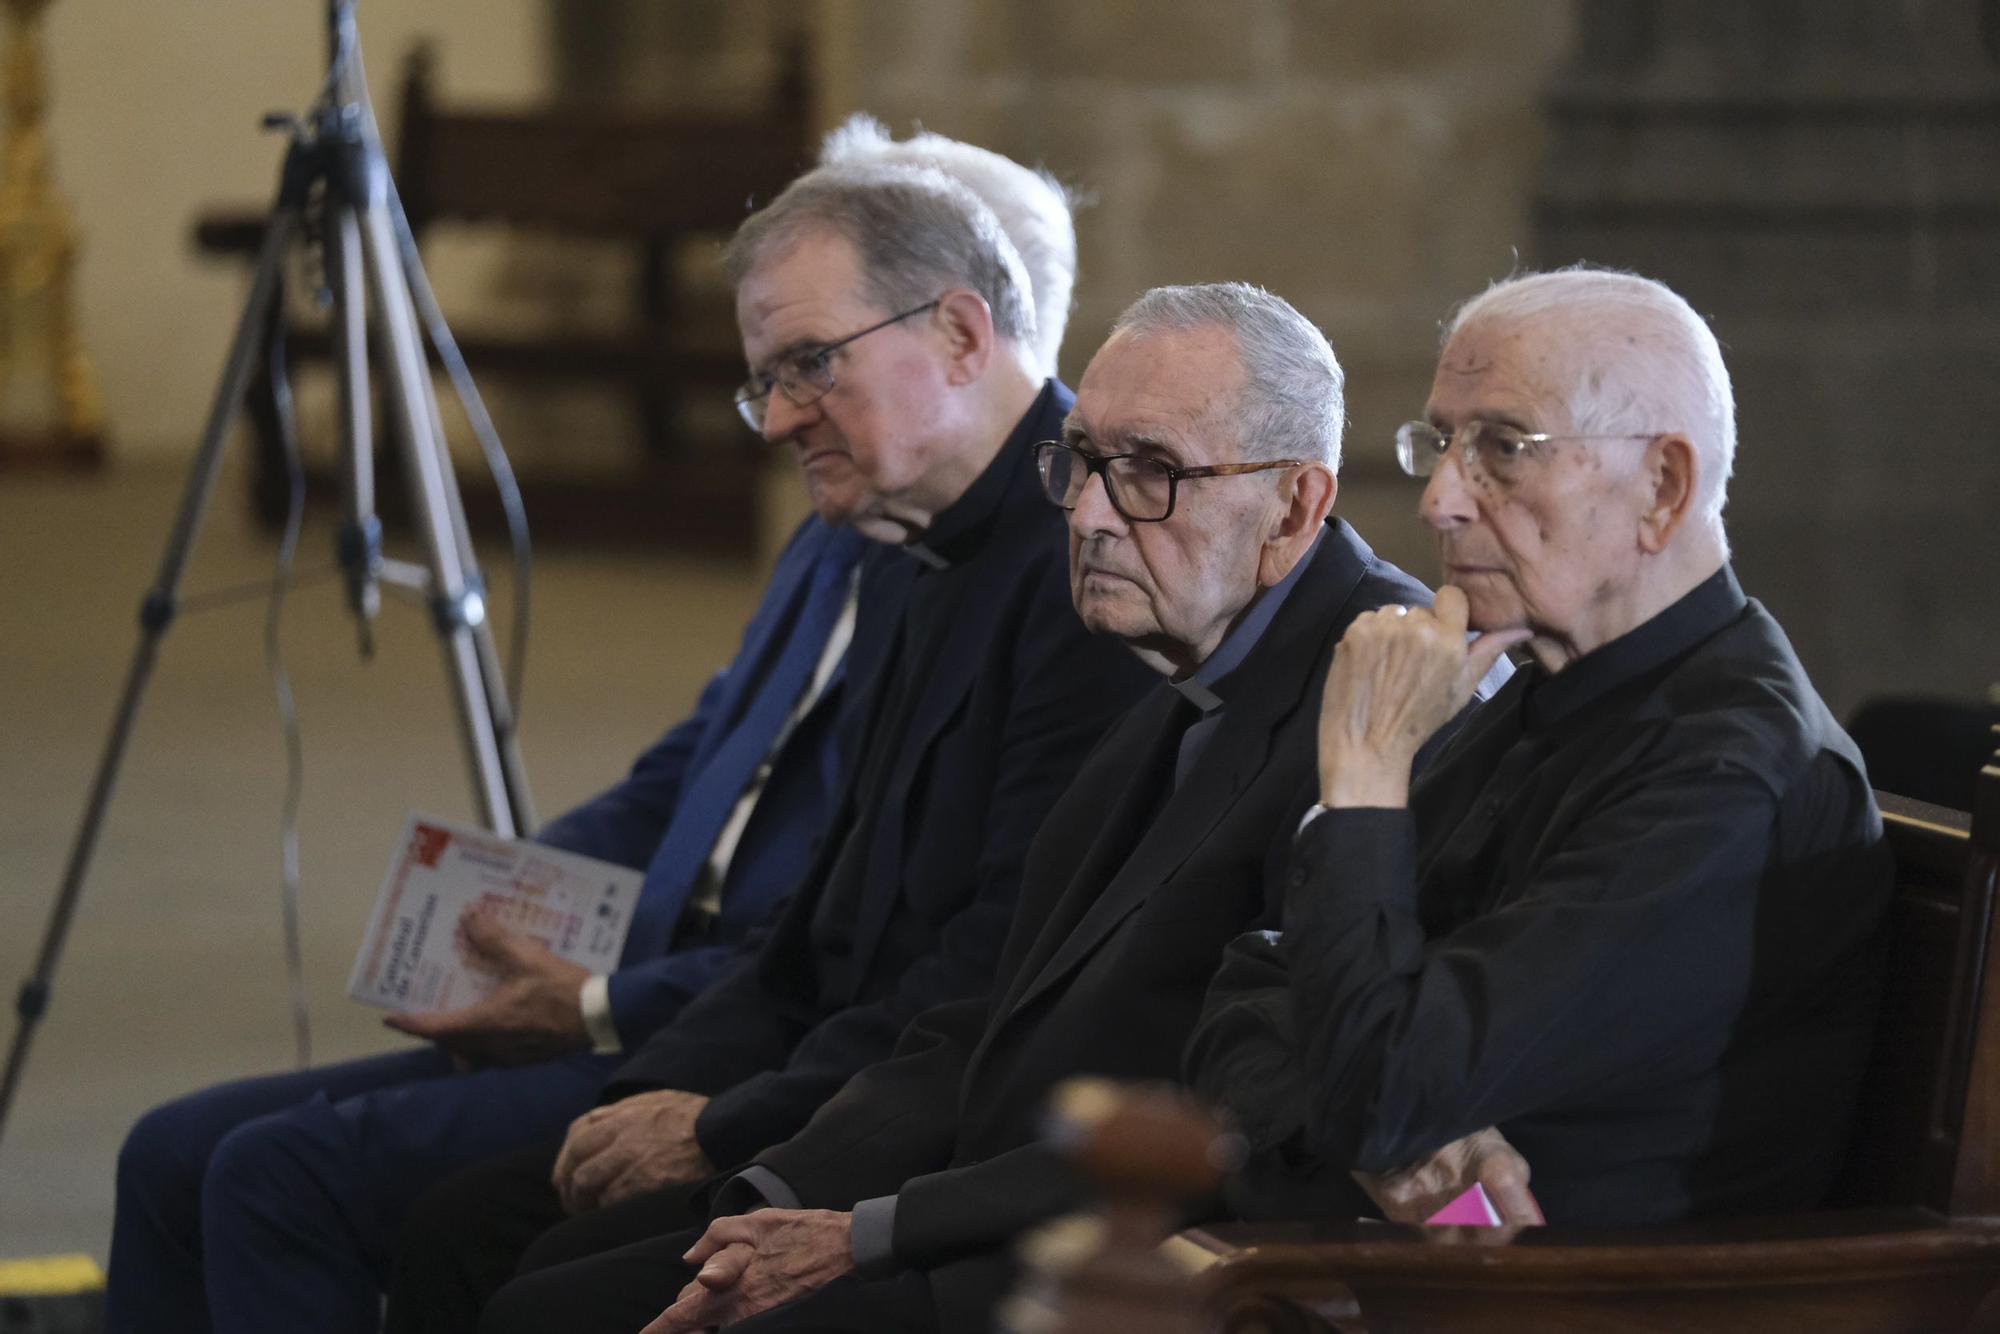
[470,285,1471,1334]
[1186,266,1894,1228]
[382,150,1156,1333]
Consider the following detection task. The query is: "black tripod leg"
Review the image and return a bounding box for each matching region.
[0,208,305,1148]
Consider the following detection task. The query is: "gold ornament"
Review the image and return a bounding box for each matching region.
[0,0,103,466]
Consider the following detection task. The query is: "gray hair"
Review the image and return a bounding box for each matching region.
[724,159,1036,353]
[819,114,1077,377]
[1447,266,1736,550]
[1110,282,1345,470]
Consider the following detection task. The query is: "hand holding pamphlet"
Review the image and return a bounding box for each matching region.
[349,813,638,1013]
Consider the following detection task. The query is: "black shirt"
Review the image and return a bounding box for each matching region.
[804,381,1054,999]
[1187,566,1894,1225]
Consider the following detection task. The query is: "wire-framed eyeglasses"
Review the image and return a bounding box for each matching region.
[1395,419,1663,488]
[733,300,941,432]
[1033,440,1307,523]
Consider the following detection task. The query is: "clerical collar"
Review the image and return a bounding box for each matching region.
[1521,564,1747,732]
[1171,525,1326,714]
[901,380,1059,571]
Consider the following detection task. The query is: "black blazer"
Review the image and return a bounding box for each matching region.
[754,520,1440,1329]
[606,383,1157,1168]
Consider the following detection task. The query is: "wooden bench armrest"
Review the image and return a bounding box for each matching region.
[1186,1209,2000,1333]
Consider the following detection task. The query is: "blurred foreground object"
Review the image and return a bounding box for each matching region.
[0,1252,103,1334]
[1001,1079,1239,1334]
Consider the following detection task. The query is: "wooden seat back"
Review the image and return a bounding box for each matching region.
[191,44,812,552]
[393,43,810,239]
[1833,783,1998,1215]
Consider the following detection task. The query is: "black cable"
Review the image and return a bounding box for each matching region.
[263,314,314,1070]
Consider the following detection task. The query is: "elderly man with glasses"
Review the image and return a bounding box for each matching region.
[367,145,1161,1334]
[112,130,1152,1334]
[1186,266,1895,1232]
[464,282,1492,1334]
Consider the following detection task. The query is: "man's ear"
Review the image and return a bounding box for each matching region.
[1257,463,1337,587]
[1637,434,1697,555]
[934,288,996,386]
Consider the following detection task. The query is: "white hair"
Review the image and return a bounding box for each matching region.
[821,114,1077,377]
[1447,266,1736,552]
[1112,282,1345,470]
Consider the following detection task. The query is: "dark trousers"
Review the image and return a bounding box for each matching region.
[106,1046,618,1334]
[479,1224,939,1334]
[386,1137,715,1333]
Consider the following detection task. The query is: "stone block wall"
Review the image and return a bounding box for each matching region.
[553,1,1998,720]
[1535,0,2000,714]
[553,0,1575,577]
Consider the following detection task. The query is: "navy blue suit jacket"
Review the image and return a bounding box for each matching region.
[606,382,1158,1168]
[535,517,881,1047]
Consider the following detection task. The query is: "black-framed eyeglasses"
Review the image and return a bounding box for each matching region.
[1395,419,1663,488]
[1032,440,1308,523]
[733,300,941,432]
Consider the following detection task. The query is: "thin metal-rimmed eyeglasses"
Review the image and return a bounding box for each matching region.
[1032,440,1308,523]
[733,299,941,432]
[1395,420,1664,488]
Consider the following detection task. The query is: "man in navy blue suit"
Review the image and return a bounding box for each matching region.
[105,126,1137,1334]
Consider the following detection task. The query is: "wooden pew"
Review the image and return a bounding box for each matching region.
[192,45,812,553]
[1025,743,2000,1333]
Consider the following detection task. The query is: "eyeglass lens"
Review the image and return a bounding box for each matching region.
[735,356,835,432]
[1396,421,1529,486]
[1037,445,1176,522]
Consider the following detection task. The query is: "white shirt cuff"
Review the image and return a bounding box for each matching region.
[578,973,621,1054]
[1296,803,1330,838]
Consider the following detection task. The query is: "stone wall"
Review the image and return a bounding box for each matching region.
[1534,0,2000,712]
[551,0,1997,715]
[553,0,1575,577]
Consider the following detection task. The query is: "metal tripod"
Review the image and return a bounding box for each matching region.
[0,0,534,1148]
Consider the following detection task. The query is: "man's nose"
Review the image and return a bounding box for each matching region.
[1419,445,1478,530]
[761,391,821,446]
[1068,468,1127,537]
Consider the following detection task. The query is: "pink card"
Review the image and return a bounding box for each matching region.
[1425,1183,1504,1226]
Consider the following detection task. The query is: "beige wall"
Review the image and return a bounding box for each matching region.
[44,0,549,457]
[810,0,1574,576]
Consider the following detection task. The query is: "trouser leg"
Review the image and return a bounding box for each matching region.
[478,1225,706,1334]
[199,1049,616,1334]
[387,1141,714,1333]
[106,1048,448,1334]
[726,1271,940,1334]
[481,1232,939,1334]
[384,1139,567,1334]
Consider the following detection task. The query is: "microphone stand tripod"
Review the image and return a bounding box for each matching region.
[0,0,535,1148]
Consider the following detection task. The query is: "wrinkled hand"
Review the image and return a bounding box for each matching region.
[551,1088,715,1214]
[641,1209,855,1333]
[383,910,590,1064]
[1317,586,1528,808]
[1354,1126,1544,1226]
